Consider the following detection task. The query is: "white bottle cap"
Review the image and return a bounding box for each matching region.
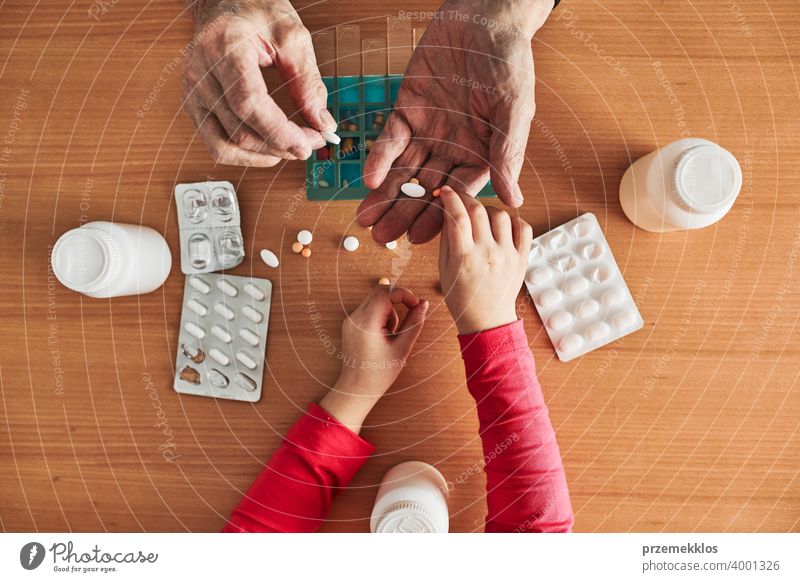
[672,144,742,214]
[52,226,121,294]
[372,500,445,533]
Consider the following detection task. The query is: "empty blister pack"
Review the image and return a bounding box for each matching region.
[524,213,643,362]
[174,273,271,402]
[175,181,244,274]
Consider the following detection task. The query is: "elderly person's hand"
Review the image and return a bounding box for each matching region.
[358,0,554,244]
[181,0,334,166]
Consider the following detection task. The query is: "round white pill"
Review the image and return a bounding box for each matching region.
[214,301,235,321]
[559,333,584,354]
[209,348,230,366]
[244,282,265,301]
[259,249,279,268]
[297,230,313,245]
[548,310,573,331]
[343,236,360,252]
[537,288,563,309]
[239,328,260,347]
[211,325,232,344]
[184,322,206,340]
[189,276,210,294]
[235,373,258,392]
[574,299,600,318]
[526,267,553,286]
[585,321,610,341]
[236,351,258,370]
[186,298,208,317]
[216,278,238,297]
[242,304,263,323]
[564,277,590,296]
[385,240,398,250]
[601,287,626,306]
[321,130,340,145]
[612,309,638,329]
[401,182,426,198]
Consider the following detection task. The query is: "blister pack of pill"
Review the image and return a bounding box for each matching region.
[524,213,643,362]
[174,273,271,402]
[174,181,245,274]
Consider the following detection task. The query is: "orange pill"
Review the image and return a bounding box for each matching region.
[291,242,304,253]
[301,247,312,258]
[378,277,390,286]
[432,188,442,198]
[409,177,419,184]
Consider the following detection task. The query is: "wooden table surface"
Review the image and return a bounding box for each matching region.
[1,0,798,533]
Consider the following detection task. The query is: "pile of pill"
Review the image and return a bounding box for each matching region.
[523,213,643,362]
[291,230,313,258]
[174,273,272,402]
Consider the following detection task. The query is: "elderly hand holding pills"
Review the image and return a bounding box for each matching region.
[181,0,334,166]
[358,0,556,244]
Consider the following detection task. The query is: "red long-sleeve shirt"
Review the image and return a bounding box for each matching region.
[223,320,573,533]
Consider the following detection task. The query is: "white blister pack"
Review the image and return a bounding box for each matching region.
[175,181,245,274]
[174,273,271,402]
[524,213,643,362]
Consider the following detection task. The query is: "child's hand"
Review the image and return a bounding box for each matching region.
[439,186,533,335]
[321,285,428,432]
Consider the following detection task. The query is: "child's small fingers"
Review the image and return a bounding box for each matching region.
[388,286,420,309]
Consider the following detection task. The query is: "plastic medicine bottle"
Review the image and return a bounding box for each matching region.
[52,221,172,298]
[370,461,449,533]
[619,138,742,232]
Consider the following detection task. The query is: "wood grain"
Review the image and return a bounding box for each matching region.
[0,0,798,533]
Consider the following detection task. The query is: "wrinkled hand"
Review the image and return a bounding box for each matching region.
[181,0,334,166]
[439,186,532,335]
[320,285,428,432]
[358,0,553,244]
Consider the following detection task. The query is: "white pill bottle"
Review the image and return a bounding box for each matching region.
[52,221,172,298]
[370,461,449,533]
[619,138,742,232]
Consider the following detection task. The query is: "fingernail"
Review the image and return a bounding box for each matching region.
[420,300,429,313]
[291,145,311,160]
[319,108,337,132]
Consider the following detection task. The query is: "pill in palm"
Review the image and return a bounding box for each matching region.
[401,182,426,198]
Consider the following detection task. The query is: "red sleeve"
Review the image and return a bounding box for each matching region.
[222,402,375,533]
[459,320,574,533]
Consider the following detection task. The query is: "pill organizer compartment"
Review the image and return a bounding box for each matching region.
[174,273,271,402]
[524,213,644,362]
[175,181,245,274]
